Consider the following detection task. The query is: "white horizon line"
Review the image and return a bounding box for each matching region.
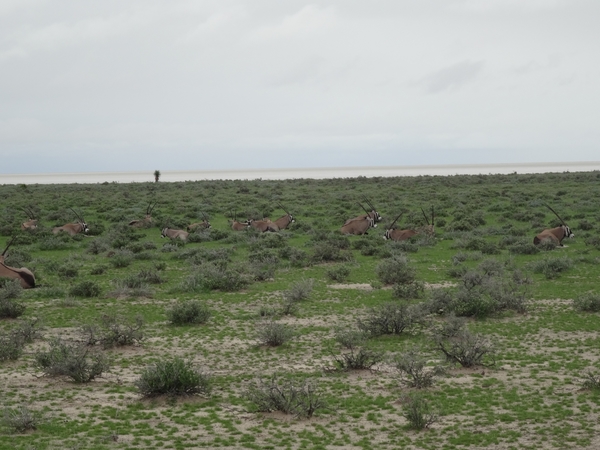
[2,161,600,184]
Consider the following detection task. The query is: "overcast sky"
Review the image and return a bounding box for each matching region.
[1,0,598,175]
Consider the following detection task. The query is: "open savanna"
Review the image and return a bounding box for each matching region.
[1,171,600,449]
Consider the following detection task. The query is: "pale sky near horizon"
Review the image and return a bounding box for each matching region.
[1,0,598,175]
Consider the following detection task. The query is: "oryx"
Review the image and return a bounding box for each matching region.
[534,204,574,246]
[343,198,382,226]
[230,211,251,231]
[187,212,211,232]
[250,217,279,233]
[272,203,295,230]
[52,209,89,236]
[21,206,38,230]
[341,203,376,235]
[129,202,156,228]
[0,237,36,289]
[161,227,189,241]
[383,212,415,241]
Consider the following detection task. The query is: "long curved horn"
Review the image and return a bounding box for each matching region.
[202,212,209,221]
[431,206,435,226]
[545,204,567,226]
[388,212,403,230]
[2,236,16,256]
[357,202,370,216]
[69,208,83,222]
[364,198,375,211]
[21,207,34,219]
[148,202,157,215]
[277,202,290,215]
[420,208,430,226]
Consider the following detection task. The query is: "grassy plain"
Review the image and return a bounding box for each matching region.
[1,171,600,449]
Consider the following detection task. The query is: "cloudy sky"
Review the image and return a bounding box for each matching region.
[1,0,598,174]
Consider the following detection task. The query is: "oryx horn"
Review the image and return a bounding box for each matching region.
[388,212,403,230]
[420,208,430,226]
[545,204,567,226]
[69,207,84,222]
[431,206,435,226]
[2,236,16,256]
[277,201,290,215]
[357,202,370,216]
[364,197,376,211]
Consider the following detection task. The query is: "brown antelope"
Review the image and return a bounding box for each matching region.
[161,227,189,241]
[343,198,382,226]
[52,209,89,236]
[341,203,376,235]
[0,237,35,289]
[230,211,251,231]
[129,202,156,228]
[21,206,38,230]
[383,212,415,241]
[250,217,279,233]
[534,204,574,246]
[187,212,211,232]
[272,203,295,230]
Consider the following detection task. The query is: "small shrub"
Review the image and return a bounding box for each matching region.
[0,333,25,361]
[573,293,600,312]
[108,279,154,299]
[69,280,102,298]
[434,328,495,368]
[537,238,558,251]
[98,314,144,348]
[167,300,211,325]
[358,303,425,336]
[179,263,251,292]
[38,237,70,251]
[375,254,416,285]
[35,339,109,382]
[581,371,600,390]
[57,264,78,279]
[0,280,25,318]
[447,265,468,279]
[530,256,573,279]
[393,346,445,389]
[12,317,44,343]
[90,265,108,275]
[135,357,211,397]
[1,406,40,433]
[325,265,351,282]
[392,281,425,300]
[244,374,325,418]
[312,243,353,263]
[283,279,314,303]
[332,327,382,371]
[109,250,134,268]
[401,393,440,430]
[255,320,294,346]
[508,239,540,255]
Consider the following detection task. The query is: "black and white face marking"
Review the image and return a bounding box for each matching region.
[81,222,89,233]
[564,225,574,238]
[383,230,391,240]
[289,214,295,223]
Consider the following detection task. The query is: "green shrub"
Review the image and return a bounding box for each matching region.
[57,264,78,279]
[573,293,600,312]
[167,300,211,325]
[179,263,250,292]
[508,239,540,255]
[325,264,351,282]
[375,254,416,285]
[393,346,445,389]
[69,280,102,298]
[90,265,108,275]
[244,374,325,418]
[530,256,573,279]
[255,320,294,346]
[109,250,134,268]
[35,339,109,383]
[1,406,41,433]
[135,357,211,397]
[0,280,25,318]
[98,314,145,348]
[358,302,425,336]
[392,281,425,300]
[283,279,314,303]
[401,393,440,430]
[434,328,495,368]
[581,371,600,390]
[0,333,25,361]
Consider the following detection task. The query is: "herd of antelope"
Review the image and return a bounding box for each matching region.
[1,200,575,290]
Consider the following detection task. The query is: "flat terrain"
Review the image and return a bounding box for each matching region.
[1,171,600,449]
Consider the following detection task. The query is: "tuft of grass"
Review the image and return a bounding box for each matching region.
[255,319,294,347]
[35,339,109,383]
[1,406,41,433]
[573,293,600,312]
[166,300,211,325]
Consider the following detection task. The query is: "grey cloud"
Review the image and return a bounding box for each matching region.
[419,60,484,93]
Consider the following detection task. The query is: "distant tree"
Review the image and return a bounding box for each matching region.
[154,170,161,183]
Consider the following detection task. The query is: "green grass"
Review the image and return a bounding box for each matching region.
[1,171,600,448]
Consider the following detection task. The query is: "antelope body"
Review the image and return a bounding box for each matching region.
[273,203,295,230]
[230,211,251,231]
[383,207,435,241]
[161,227,189,241]
[534,205,574,246]
[0,237,35,289]
[129,202,156,228]
[53,209,89,236]
[187,212,211,232]
[250,219,279,233]
[341,203,376,235]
